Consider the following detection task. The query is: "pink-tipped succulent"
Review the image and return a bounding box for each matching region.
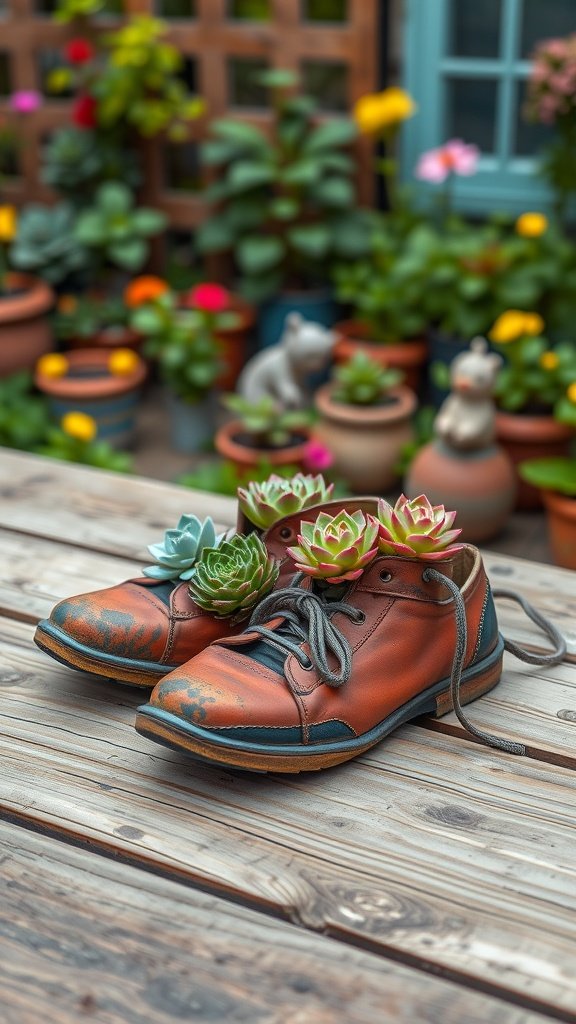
[288,509,379,584]
[237,473,334,530]
[377,494,463,561]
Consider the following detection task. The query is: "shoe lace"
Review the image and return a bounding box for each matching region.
[249,570,567,757]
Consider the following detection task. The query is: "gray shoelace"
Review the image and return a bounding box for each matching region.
[249,570,567,757]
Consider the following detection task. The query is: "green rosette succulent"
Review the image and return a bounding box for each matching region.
[377,494,463,561]
[288,509,379,584]
[237,473,334,530]
[189,534,279,619]
[143,515,217,581]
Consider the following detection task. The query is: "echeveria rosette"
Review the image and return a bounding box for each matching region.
[188,534,279,619]
[143,515,218,581]
[377,494,463,561]
[237,473,334,530]
[288,509,379,584]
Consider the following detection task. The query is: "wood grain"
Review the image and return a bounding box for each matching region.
[1,822,554,1024]
[1,619,576,1019]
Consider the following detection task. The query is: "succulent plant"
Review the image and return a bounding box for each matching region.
[223,394,311,448]
[42,127,140,200]
[288,509,379,584]
[377,494,463,561]
[143,515,218,581]
[331,351,404,406]
[10,202,89,285]
[188,534,279,619]
[237,473,334,529]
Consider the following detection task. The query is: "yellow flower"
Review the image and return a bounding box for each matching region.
[353,87,416,135]
[61,411,97,444]
[567,382,576,404]
[108,347,141,376]
[515,212,548,238]
[539,351,559,371]
[489,310,544,344]
[0,205,17,243]
[36,353,69,378]
[523,312,545,335]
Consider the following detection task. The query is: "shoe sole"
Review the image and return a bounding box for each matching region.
[34,620,175,688]
[135,637,505,772]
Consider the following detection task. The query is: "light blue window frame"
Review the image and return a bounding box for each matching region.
[401,0,552,215]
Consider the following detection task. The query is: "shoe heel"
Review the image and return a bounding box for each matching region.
[434,651,503,718]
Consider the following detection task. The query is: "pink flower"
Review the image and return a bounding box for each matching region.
[415,139,480,183]
[9,90,42,114]
[185,283,230,314]
[303,439,334,472]
[542,39,569,60]
[538,94,560,123]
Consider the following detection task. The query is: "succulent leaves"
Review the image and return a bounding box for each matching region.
[377,494,463,560]
[189,533,279,619]
[143,514,218,581]
[237,473,334,529]
[288,509,379,584]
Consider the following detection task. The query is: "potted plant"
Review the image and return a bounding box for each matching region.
[216,394,312,475]
[313,350,416,493]
[179,282,255,392]
[55,292,141,350]
[196,68,373,346]
[519,457,576,569]
[490,313,576,508]
[34,347,147,449]
[74,182,166,277]
[10,202,90,289]
[128,285,222,453]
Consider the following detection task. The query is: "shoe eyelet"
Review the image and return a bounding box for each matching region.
[354,611,366,624]
[279,526,293,541]
[379,570,393,582]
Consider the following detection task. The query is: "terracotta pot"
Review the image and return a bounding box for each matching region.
[35,347,147,449]
[215,418,310,477]
[542,490,576,570]
[495,410,574,510]
[406,440,516,543]
[215,296,255,391]
[333,320,428,394]
[66,326,143,351]
[0,274,54,377]
[314,384,416,493]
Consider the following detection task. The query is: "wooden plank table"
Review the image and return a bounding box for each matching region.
[1,448,575,1024]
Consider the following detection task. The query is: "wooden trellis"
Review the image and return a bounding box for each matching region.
[0,0,381,234]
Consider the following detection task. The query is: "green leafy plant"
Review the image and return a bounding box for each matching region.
[38,427,133,472]
[287,508,379,584]
[490,329,576,426]
[53,0,121,23]
[331,350,403,405]
[143,514,219,581]
[188,533,279,619]
[75,182,166,272]
[0,372,52,451]
[519,457,576,497]
[42,127,140,202]
[10,202,89,285]
[54,293,129,343]
[237,472,334,529]
[196,68,373,302]
[223,394,311,448]
[377,494,463,560]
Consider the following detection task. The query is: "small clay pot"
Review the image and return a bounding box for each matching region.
[542,490,576,570]
[314,384,416,494]
[333,320,428,394]
[495,410,574,510]
[406,440,516,543]
[35,347,147,449]
[0,274,54,377]
[215,296,256,391]
[214,418,310,477]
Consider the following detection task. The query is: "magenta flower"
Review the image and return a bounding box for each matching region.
[9,90,42,114]
[415,139,479,184]
[303,439,334,473]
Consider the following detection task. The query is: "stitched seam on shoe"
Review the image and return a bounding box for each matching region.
[472,587,489,661]
[162,618,177,664]
[212,650,285,681]
[128,586,170,619]
[351,596,394,653]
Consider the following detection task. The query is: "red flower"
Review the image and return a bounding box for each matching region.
[185,282,230,314]
[65,38,95,64]
[73,94,97,129]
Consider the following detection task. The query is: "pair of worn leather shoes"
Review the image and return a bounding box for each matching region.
[34,477,566,773]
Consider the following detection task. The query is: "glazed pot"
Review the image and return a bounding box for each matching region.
[258,289,336,349]
[495,410,574,510]
[542,490,576,570]
[215,418,310,476]
[66,326,143,351]
[35,347,147,449]
[333,320,428,394]
[314,384,416,493]
[406,440,516,544]
[0,274,54,377]
[165,390,216,454]
[215,295,256,391]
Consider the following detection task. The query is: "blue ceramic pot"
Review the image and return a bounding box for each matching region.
[258,289,336,349]
[165,390,216,454]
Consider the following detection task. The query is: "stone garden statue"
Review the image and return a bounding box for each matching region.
[237,312,336,410]
[434,337,503,450]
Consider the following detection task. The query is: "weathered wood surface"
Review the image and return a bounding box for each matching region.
[1,616,576,1018]
[1,823,553,1024]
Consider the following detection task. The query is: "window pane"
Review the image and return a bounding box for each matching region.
[514,78,554,156]
[449,0,502,58]
[446,77,498,153]
[303,0,347,22]
[522,0,576,58]
[164,141,201,191]
[228,57,268,108]
[156,0,196,17]
[229,0,270,18]
[0,52,11,95]
[302,60,348,112]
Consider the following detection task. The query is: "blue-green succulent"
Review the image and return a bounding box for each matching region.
[143,515,218,581]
